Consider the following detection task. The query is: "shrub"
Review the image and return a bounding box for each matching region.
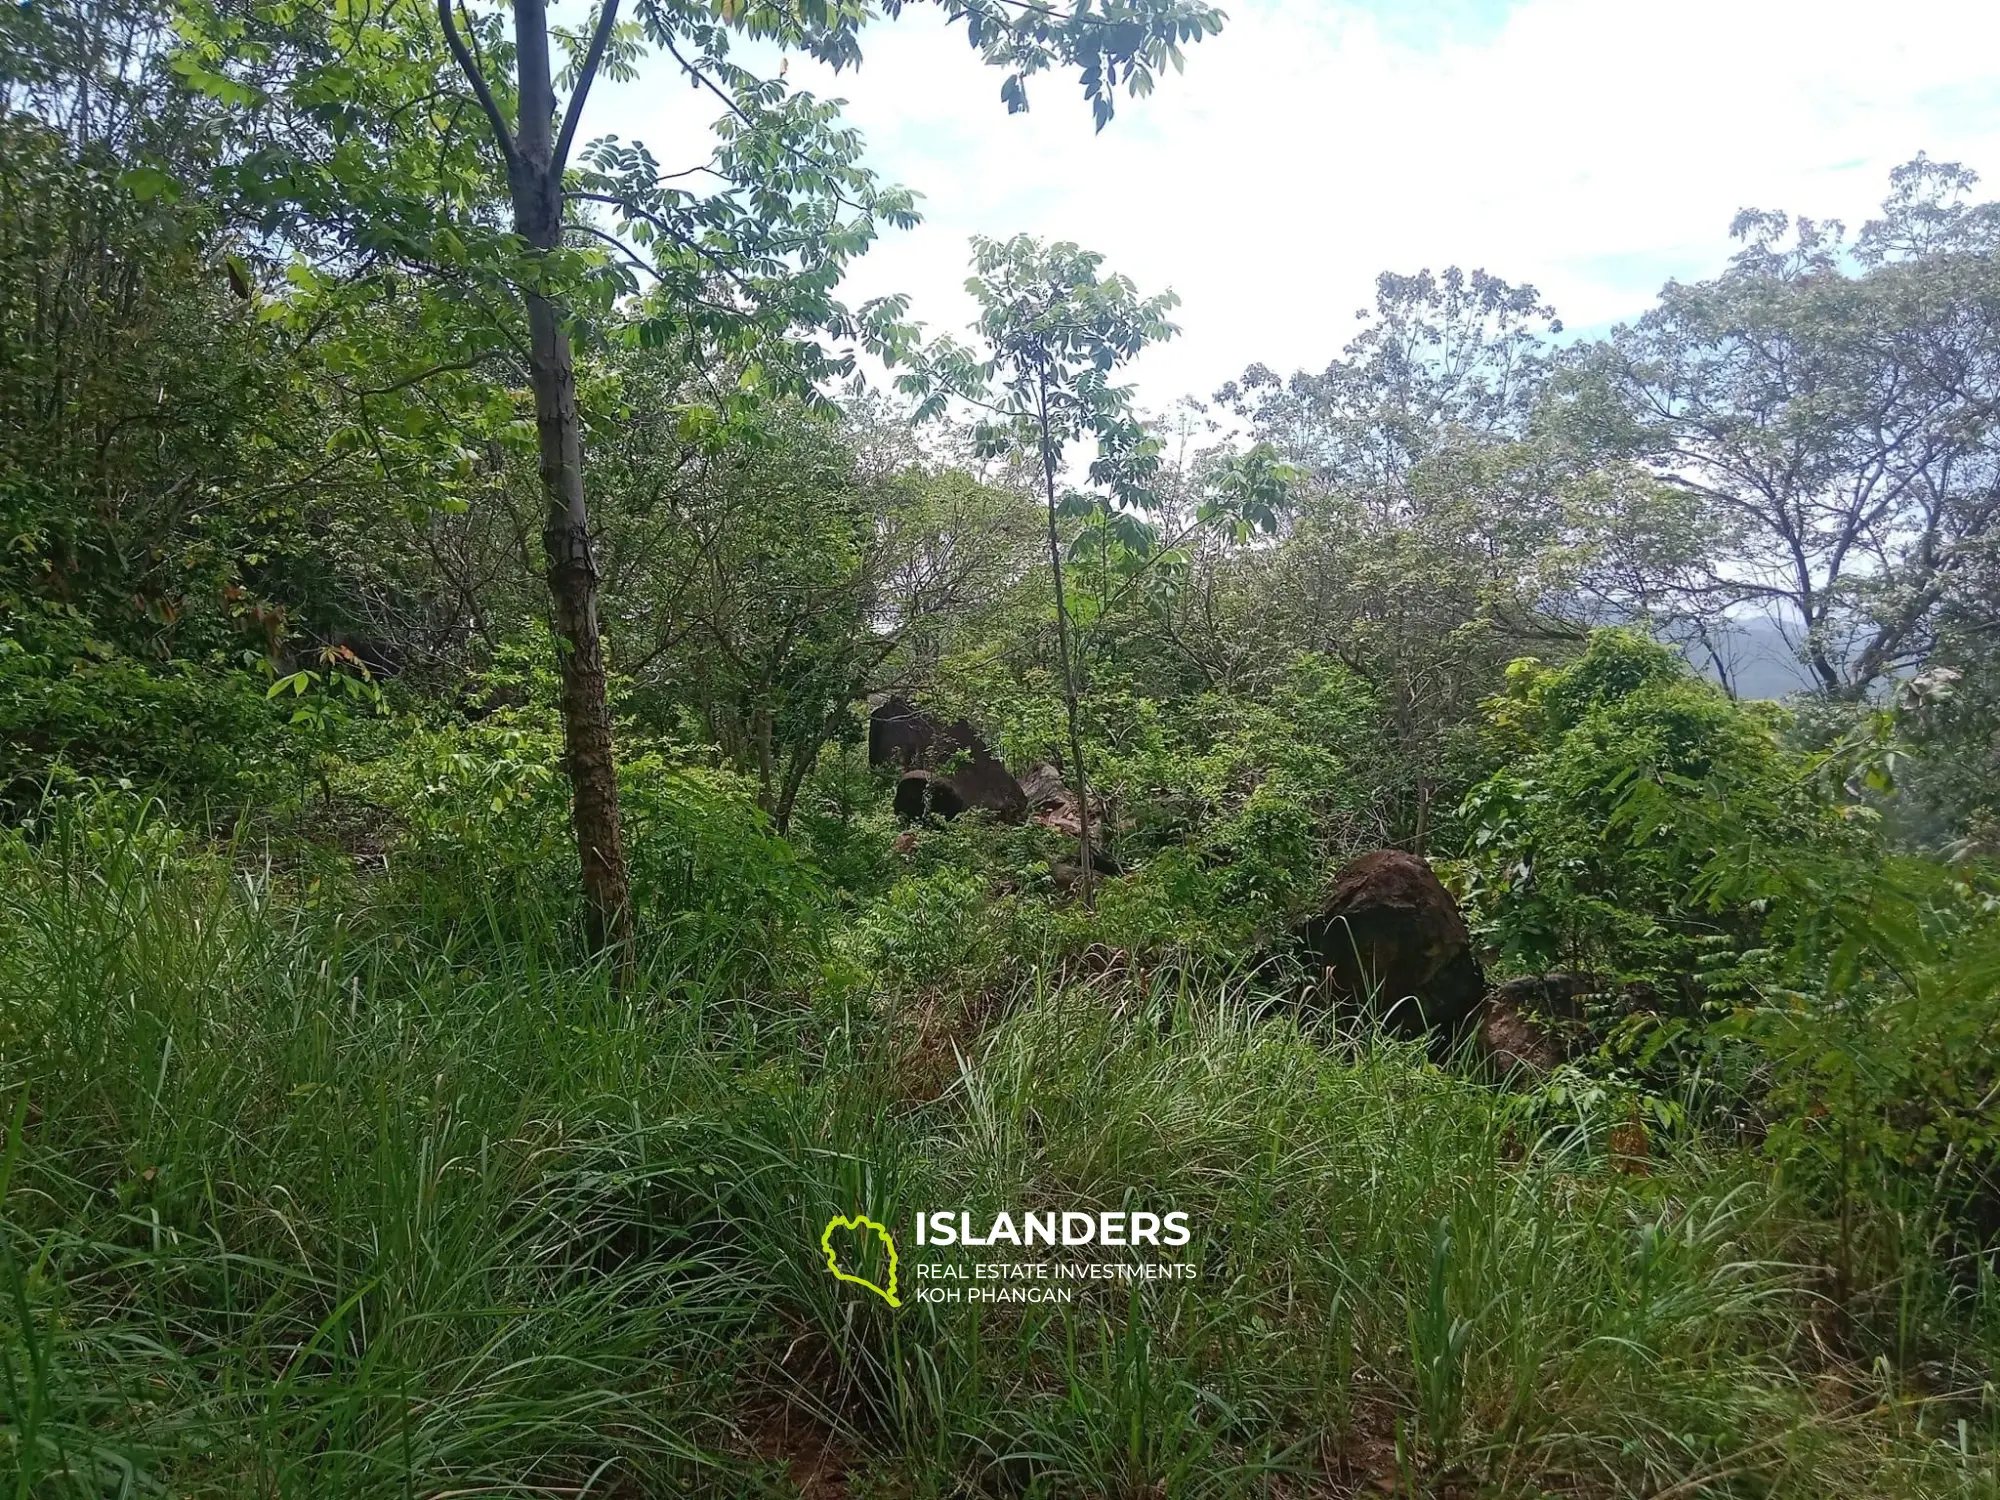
[838,868,1003,993]
[1461,630,1841,979]
[347,707,821,975]
[0,617,286,816]
[1096,655,1382,923]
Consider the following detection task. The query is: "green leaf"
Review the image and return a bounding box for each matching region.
[117,165,183,203]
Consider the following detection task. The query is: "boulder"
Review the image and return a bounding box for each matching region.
[1017,762,1069,810]
[869,695,936,769]
[1476,997,1565,1076]
[871,696,1027,821]
[1472,973,1611,1077]
[1298,849,1486,1038]
[893,770,965,823]
[938,735,1028,821]
[1050,849,1124,892]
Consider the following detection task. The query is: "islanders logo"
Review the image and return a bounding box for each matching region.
[819,1213,902,1307]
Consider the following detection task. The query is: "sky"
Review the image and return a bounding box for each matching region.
[589,0,2000,411]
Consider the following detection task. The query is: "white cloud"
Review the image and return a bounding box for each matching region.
[588,0,2000,406]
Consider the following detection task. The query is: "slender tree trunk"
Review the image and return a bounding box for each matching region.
[1037,377,1095,907]
[774,736,818,836]
[752,702,775,814]
[508,0,632,952]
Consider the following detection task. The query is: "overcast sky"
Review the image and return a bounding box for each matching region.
[589,0,2000,410]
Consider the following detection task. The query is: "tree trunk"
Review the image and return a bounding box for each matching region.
[752,702,775,815]
[509,0,632,952]
[774,734,818,835]
[1037,378,1095,907]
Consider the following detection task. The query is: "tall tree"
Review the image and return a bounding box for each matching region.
[908,234,1178,899]
[185,0,1223,948]
[1595,158,2000,699]
[1216,267,1586,846]
[438,0,1224,946]
[438,0,638,946]
[1220,266,1561,518]
[582,388,1039,831]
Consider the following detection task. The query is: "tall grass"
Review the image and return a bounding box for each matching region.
[1,801,1994,1496]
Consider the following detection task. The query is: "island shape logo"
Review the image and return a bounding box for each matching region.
[820,1213,901,1308]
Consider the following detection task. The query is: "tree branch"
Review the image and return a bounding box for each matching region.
[438,0,518,169]
[554,0,620,173]
[341,357,489,398]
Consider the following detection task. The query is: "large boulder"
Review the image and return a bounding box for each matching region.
[1016,762,1069,811]
[872,697,1027,822]
[1298,850,1486,1038]
[937,735,1028,821]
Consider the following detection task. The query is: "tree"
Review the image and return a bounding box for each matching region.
[1219,266,1562,518]
[907,234,1178,899]
[0,0,285,666]
[1215,267,1589,848]
[434,0,1224,945]
[0,0,501,814]
[582,388,1038,831]
[1595,158,2000,700]
[177,0,1222,949]
[433,0,641,948]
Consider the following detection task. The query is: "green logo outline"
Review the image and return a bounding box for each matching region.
[820,1213,902,1307]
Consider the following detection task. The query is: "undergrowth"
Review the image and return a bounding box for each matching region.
[3,801,1996,1497]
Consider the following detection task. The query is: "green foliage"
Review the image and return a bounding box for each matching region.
[0,615,286,813]
[1698,837,2000,1272]
[1894,641,2000,859]
[838,867,1002,992]
[593,395,1040,830]
[912,233,1180,507]
[1462,630,1837,978]
[1532,625,1685,728]
[348,707,820,970]
[2,803,1993,1497]
[783,744,904,899]
[1461,630,2000,1275]
[6,10,2000,1489]
[1092,657,1383,927]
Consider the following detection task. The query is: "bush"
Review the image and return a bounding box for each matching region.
[1461,630,1841,979]
[838,867,1003,993]
[347,707,822,976]
[0,617,286,816]
[1706,844,2000,1281]
[1095,655,1383,928]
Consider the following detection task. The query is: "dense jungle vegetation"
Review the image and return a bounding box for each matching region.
[4,0,2000,1495]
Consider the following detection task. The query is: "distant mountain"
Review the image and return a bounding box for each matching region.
[1665,616,1820,701]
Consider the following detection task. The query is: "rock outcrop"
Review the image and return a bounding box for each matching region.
[1474,973,1615,1076]
[1016,763,1068,810]
[939,740,1029,822]
[868,696,940,770]
[1296,852,1628,1076]
[1297,849,1487,1038]
[872,697,1027,823]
